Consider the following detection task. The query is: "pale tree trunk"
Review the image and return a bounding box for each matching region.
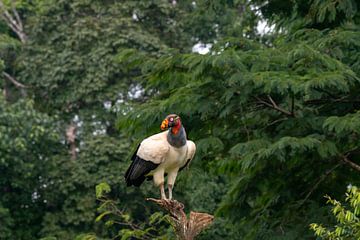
[66,123,77,160]
[0,0,27,43]
[3,75,9,100]
[2,72,28,99]
[0,0,29,98]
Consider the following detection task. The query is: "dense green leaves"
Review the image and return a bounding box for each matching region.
[0,97,62,239]
[1,0,360,239]
[117,2,360,239]
[1,1,258,239]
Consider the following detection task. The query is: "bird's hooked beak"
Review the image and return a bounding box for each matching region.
[160,119,169,130]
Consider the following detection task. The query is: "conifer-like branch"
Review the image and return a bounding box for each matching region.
[305,97,360,105]
[315,88,337,99]
[147,198,214,240]
[255,96,294,117]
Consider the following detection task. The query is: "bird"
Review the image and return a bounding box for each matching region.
[125,114,196,200]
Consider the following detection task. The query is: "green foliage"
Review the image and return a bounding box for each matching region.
[309,0,358,24]
[0,0,246,239]
[117,3,360,238]
[0,204,13,239]
[1,0,360,239]
[96,182,111,199]
[94,183,172,240]
[1,1,247,239]
[324,111,360,135]
[38,134,133,239]
[0,33,21,65]
[310,186,360,239]
[255,0,359,30]
[0,97,62,239]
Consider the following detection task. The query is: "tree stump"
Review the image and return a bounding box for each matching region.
[147,198,214,240]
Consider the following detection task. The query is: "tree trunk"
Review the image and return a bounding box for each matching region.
[66,123,77,160]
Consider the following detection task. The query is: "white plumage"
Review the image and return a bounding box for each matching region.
[125,114,196,199]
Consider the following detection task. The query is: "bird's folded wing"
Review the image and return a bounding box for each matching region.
[137,132,170,164]
[186,140,196,160]
[179,140,196,171]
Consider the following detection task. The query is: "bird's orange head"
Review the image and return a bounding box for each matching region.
[160,114,181,131]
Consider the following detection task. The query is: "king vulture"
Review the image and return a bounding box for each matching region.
[125,114,196,199]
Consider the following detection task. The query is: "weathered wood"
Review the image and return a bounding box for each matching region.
[147,198,214,240]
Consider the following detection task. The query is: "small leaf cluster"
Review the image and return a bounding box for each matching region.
[310,186,360,239]
[93,182,172,240]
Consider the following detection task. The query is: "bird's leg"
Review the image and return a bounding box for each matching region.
[160,183,167,200]
[167,171,178,200]
[168,184,173,200]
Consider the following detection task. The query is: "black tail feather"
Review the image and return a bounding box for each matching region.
[125,154,159,187]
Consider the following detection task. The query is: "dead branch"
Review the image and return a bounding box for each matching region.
[3,72,28,98]
[300,162,342,207]
[255,96,294,117]
[341,155,360,172]
[267,95,277,107]
[10,0,23,30]
[0,0,27,43]
[147,198,214,240]
[0,1,28,99]
[3,72,29,88]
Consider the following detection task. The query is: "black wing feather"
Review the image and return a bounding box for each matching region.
[179,158,191,172]
[125,145,159,187]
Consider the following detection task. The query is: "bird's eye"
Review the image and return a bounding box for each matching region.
[169,117,174,122]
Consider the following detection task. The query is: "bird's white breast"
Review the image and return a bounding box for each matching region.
[147,143,188,176]
[137,131,192,176]
[161,144,188,171]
